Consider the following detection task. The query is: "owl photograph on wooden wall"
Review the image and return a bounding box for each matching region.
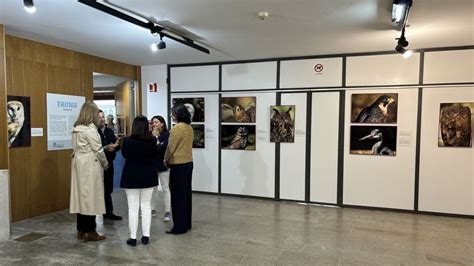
[7,95,31,148]
[438,102,473,147]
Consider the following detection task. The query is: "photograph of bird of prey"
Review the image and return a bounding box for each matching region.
[7,95,31,148]
[221,125,256,150]
[351,93,398,123]
[221,97,256,123]
[191,124,205,149]
[438,102,473,147]
[350,126,397,156]
[270,105,295,143]
[172,97,205,123]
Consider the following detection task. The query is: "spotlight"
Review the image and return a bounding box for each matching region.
[158,35,166,50]
[150,43,158,53]
[392,0,412,26]
[395,45,413,58]
[23,0,36,13]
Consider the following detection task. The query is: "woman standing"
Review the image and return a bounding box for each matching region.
[70,101,108,242]
[164,105,194,234]
[120,116,158,246]
[151,115,171,222]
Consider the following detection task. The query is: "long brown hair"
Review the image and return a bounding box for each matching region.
[74,101,100,127]
[131,116,153,140]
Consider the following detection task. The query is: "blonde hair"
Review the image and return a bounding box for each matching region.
[74,101,100,127]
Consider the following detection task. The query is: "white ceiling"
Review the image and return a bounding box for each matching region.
[0,0,473,66]
[93,72,128,89]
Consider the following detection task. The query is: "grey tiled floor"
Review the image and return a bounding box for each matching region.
[1,190,473,265]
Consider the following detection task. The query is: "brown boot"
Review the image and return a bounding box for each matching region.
[83,232,106,242]
[77,231,84,240]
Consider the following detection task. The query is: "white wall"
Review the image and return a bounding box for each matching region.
[221,92,276,197]
[311,92,340,204]
[279,93,307,201]
[419,87,474,215]
[170,93,220,193]
[222,62,277,91]
[170,65,219,92]
[141,65,168,118]
[424,50,474,84]
[280,58,343,88]
[343,89,418,210]
[346,54,420,86]
[0,170,10,240]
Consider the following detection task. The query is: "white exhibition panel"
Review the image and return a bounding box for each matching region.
[280,58,343,88]
[346,54,420,86]
[419,87,474,215]
[170,65,219,92]
[343,88,418,210]
[424,50,474,84]
[222,62,277,91]
[279,93,307,201]
[221,92,276,197]
[310,92,340,204]
[170,93,219,193]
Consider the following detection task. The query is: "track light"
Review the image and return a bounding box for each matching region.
[158,35,166,50]
[150,43,158,53]
[395,26,412,58]
[23,0,36,13]
[392,0,412,26]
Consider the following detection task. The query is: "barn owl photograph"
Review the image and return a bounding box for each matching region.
[7,96,31,148]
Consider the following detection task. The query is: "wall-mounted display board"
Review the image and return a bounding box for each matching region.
[171,94,219,193]
[7,95,31,148]
[346,54,420,86]
[222,62,277,91]
[310,92,340,204]
[170,65,219,92]
[46,93,85,151]
[279,94,306,201]
[424,49,474,84]
[221,92,276,197]
[280,58,343,88]
[344,89,418,210]
[419,87,474,215]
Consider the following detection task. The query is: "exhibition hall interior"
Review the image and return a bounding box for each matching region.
[0,0,473,264]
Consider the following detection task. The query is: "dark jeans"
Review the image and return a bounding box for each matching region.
[76,214,96,233]
[104,163,114,214]
[169,162,193,233]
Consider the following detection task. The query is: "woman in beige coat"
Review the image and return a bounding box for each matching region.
[70,101,109,242]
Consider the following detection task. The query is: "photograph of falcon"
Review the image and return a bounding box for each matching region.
[351,93,398,123]
[7,95,31,148]
[350,126,397,156]
[438,102,473,147]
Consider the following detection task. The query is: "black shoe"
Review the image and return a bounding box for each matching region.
[166,229,186,235]
[141,236,149,245]
[104,213,123,221]
[126,238,137,246]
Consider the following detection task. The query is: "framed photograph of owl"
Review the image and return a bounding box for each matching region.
[221,125,256,150]
[270,105,295,143]
[438,102,473,147]
[351,93,398,124]
[7,95,31,148]
[221,97,256,123]
[172,97,205,123]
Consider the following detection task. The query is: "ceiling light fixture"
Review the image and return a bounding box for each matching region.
[158,35,166,50]
[395,27,413,58]
[23,0,36,13]
[150,43,158,53]
[391,0,412,27]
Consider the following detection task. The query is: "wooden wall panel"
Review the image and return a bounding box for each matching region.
[4,35,140,222]
[0,25,8,169]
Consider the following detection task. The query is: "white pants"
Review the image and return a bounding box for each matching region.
[151,171,171,213]
[125,188,154,239]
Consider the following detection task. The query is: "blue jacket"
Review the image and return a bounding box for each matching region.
[120,137,158,189]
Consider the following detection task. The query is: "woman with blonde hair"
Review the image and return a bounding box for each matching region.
[70,101,109,241]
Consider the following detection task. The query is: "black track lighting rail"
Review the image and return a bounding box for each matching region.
[78,0,210,54]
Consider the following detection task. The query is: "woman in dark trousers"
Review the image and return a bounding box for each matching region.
[164,105,194,234]
[120,116,158,246]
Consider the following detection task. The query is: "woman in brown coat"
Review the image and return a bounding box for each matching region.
[70,101,109,241]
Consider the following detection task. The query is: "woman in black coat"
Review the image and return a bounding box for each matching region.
[120,116,158,246]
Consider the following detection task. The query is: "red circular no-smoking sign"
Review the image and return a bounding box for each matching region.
[314,64,324,73]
